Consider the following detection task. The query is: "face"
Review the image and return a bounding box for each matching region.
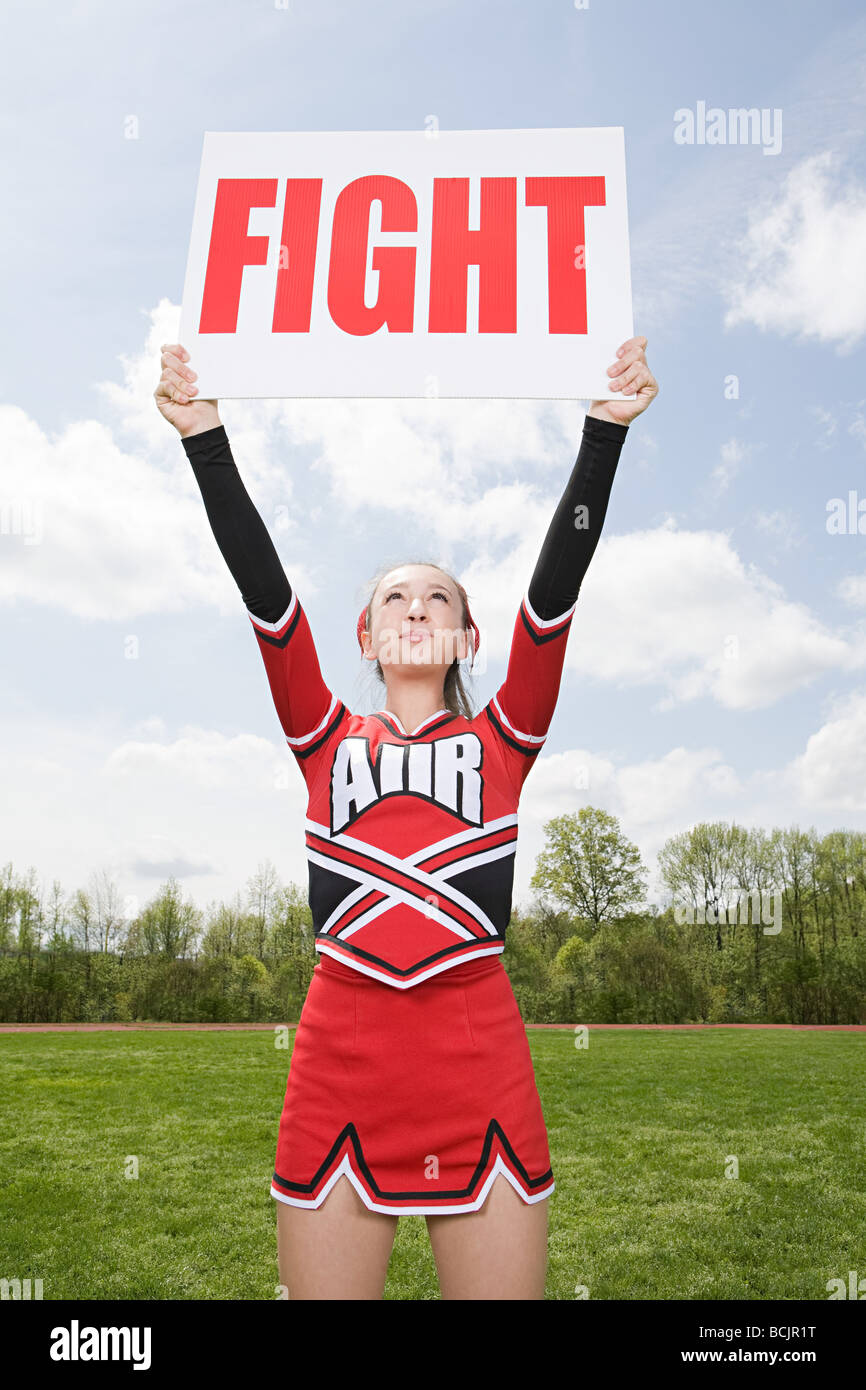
[361,564,470,670]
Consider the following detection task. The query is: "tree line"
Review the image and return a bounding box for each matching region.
[1,809,865,1024]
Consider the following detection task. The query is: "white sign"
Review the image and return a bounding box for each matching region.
[178,127,635,401]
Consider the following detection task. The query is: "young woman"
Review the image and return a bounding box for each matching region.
[155,336,658,1299]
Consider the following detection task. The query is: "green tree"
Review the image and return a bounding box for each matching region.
[531,807,647,931]
[200,893,248,958]
[247,859,281,960]
[0,863,17,950]
[68,887,95,953]
[267,883,316,1017]
[125,879,201,958]
[658,820,753,951]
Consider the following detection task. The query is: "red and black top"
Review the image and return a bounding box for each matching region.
[182,414,628,987]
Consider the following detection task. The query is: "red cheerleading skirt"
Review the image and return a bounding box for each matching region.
[270,952,554,1215]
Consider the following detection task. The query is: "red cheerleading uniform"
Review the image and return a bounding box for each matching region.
[182,412,628,1214]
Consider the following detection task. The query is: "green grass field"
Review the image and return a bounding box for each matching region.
[1,1028,864,1300]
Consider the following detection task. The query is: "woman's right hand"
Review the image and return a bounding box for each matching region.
[154,343,221,438]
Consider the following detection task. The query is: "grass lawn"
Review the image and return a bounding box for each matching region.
[1,1028,864,1300]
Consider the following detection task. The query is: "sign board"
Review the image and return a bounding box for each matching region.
[178,127,635,401]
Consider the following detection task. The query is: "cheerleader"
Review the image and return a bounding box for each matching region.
[155,337,658,1299]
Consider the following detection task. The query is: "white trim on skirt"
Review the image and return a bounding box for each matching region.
[270,1152,554,1217]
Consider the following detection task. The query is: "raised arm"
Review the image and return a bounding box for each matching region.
[484,335,658,791]
[181,423,291,621]
[155,345,345,766]
[484,414,627,786]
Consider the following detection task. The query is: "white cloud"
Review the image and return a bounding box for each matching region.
[723,151,866,349]
[0,401,220,620]
[522,743,740,833]
[260,385,583,584]
[545,521,866,710]
[515,744,743,901]
[0,304,321,621]
[125,837,217,881]
[266,401,866,714]
[516,689,866,901]
[104,725,283,793]
[0,300,590,625]
[0,717,311,910]
[783,688,866,812]
[629,17,866,328]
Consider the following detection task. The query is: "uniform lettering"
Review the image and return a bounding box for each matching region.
[331,738,378,829]
[331,733,483,832]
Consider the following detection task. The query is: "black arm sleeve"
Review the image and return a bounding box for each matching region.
[181,424,292,624]
[527,413,629,620]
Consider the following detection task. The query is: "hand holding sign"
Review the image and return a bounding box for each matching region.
[154,344,220,439]
[588,335,658,427]
[154,336,658,437]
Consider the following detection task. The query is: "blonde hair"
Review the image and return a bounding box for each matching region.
[359,558,476,720]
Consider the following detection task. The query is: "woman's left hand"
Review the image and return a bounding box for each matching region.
[587,335,658,427]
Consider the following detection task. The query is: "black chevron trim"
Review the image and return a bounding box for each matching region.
[252,601,302,648]
[519,602,573,646]
[292,703,348,760]
[484,703,542,758]
[273,1118,553,1200]
[371,711,458,740]
[315,935,503,974]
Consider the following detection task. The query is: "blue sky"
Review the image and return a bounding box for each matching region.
[2,0,866,923]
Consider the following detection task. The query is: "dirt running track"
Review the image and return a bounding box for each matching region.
[1,1022,864,1033]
